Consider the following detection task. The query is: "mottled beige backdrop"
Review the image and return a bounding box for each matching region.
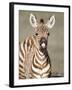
[19,10,64,77]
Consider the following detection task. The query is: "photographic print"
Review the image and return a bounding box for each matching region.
[9,2,70,87]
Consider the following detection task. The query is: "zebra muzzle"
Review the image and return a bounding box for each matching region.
[40,37,47,49]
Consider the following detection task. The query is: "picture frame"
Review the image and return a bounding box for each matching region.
[9,2,70,87]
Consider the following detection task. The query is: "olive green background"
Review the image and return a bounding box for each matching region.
[19,10,64,77]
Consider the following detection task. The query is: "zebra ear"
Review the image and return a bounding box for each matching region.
[46,15,55,29]
[30,13,37,28]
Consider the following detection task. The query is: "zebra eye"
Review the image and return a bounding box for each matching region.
[47,33,50,36]
[35,33,38,36]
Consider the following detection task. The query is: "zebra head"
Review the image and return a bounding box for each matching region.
[30,13,55,53]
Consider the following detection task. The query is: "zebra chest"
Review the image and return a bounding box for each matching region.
[32,58,50,78]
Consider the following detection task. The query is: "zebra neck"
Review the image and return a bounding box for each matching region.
[33,48,48,67]
[35,48,47,61]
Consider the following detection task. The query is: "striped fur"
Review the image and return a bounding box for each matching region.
[19,36,51,79]
[19,13,55,79]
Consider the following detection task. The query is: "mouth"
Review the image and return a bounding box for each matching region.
[40,42,47,49]
[41,42,46,48]
[40,42,47,52]
[39,45,48,57]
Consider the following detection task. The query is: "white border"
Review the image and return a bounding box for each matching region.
[14,4,69,86]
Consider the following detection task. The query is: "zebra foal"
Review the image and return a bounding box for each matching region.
[19,13,55,79]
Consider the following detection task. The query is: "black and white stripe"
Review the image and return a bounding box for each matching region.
[31,48,51,78]
[19,36,51,79]
[18,13,56,79]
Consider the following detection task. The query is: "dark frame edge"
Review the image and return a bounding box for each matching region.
[9,2,70,8]
[10,82,70,88]
[9,2,14,87]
